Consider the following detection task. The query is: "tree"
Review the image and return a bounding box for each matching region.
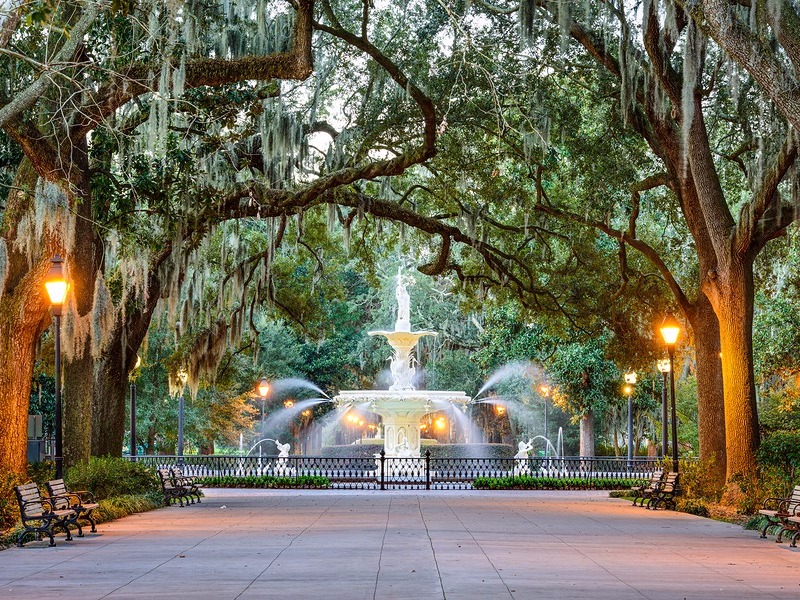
[548,337,619,456]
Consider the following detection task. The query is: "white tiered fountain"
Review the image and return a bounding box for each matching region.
[334,268,471,457]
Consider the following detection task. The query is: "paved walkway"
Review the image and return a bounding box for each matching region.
[1,489,799,599]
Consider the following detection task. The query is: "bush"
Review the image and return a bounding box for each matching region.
[676,498,710,517]
[677,455,724,503]
[0,469,26,533]
[472,476,641,490]
[198,475,329,488]
[66,456,160,500]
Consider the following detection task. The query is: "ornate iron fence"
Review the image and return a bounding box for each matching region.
[131,453,662,490]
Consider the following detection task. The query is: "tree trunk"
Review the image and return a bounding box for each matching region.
[0,293,48,473]
[0,160,52,474]
[62,140,103,469]
[691,294,726,486]
[91,322,127,456]
[580,409,595,456]
[709,258,759,482]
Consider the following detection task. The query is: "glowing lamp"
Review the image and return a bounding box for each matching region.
[624,371,637,385]
[45,255,68,313]
[257,378,270,398]
[660,311,681,346]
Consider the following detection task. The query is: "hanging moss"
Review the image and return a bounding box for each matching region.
[90,274,117,359]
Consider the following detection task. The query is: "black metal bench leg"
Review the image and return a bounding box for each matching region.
[760,520,770,538]
[57,518,73,541]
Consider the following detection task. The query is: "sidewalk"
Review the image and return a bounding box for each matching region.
[1,489,798,599]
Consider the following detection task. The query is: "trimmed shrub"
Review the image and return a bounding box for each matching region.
[66,456,160,500]
[472,476,641,490]
[198,475,330,488]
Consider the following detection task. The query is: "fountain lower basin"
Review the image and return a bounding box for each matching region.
[334,390,470,457]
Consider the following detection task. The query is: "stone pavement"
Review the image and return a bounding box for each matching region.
[1,488,799,599]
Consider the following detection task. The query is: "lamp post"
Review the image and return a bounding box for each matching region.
[257,377,270,444]
[177,368,188,461]
[656,359,671,460]
[45,255,68,479]
[539,384,551,458]
[129,355,141,461]
[623,371,637,469]
[660,311,681,472]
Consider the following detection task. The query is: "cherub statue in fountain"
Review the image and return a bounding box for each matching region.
[514,439,534,475]
[276,441,291,458]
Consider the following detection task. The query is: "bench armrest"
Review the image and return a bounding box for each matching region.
[762,497,786,511]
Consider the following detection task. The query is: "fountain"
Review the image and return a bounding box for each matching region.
[333,268,471,457]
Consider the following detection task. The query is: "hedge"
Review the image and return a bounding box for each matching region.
[197,475,330,488]
[473,476,643,490]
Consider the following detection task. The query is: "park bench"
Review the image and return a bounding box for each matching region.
[647,471,680,510]
[157,468,191,506]
[13,482,75,547]
[46,478,100,535]
[170,467,203,504]
[631,469,664,507]
[758,485,800,542]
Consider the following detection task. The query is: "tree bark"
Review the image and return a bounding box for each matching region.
[579,409,595,456]
[705,256,759,481]
[0,160,52,474]
[61,139,103,469]
[91,321,127,457]
[691,294,726,484]
[91,279,162,457]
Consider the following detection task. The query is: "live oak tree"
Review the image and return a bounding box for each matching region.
[0,0,449,473]
[389,0,800,489]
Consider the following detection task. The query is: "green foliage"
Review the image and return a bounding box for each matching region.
[548,337,618,418]
[472,476,642,490]
[66,457,160,500]
[94,494,164,521]
[753,290,800,380]
[198,475,329,488]
[757,431,800,489]
[675,498,710,517]
[0,469,26,533]
[675,376,699,453]
[474,306,555,373]
[677,456,724,503]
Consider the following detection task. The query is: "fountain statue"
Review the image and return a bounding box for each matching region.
[334,268,470,457]
[513,439,534,475]
[276,441,291,458]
